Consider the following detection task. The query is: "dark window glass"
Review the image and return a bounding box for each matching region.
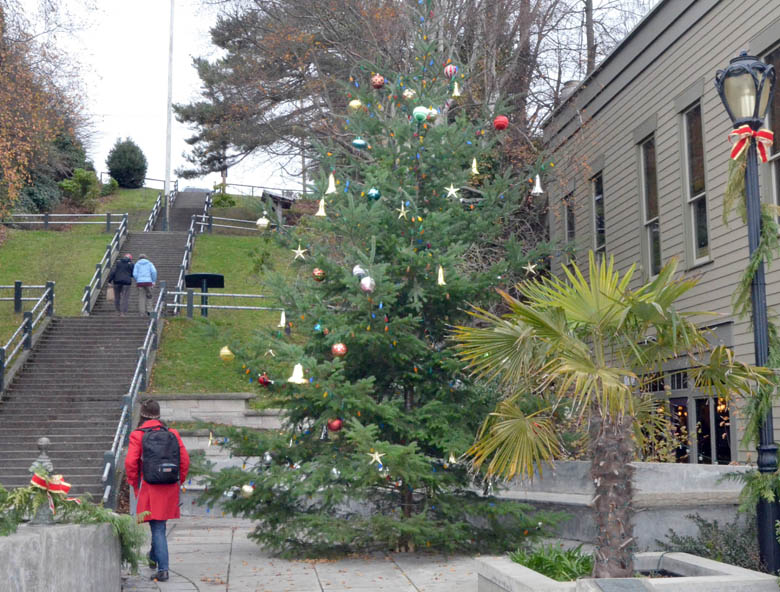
[695,398,712,464]
[593,174,605,252]
[767,47,780,154]
[693,197,709,259]
[685,105,706,196]
[715,398,731,464]
[671,369,689,391]
[649,219,661,276]
[670,397,689,463]
[642,138,658,219]
[565,197,575,242]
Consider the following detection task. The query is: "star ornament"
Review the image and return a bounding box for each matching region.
[292,244,308,260]
[445,184,459,198]
[367,451,386,466]
[397,202,408,219]
[523,261,537,275]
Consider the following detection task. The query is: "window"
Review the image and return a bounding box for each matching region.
[593,174,605,257]
[564,194,575,243]
[641,137,662,275]
[683,103,709,261]
[767,47,780,208]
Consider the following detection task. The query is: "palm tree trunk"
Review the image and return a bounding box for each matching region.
[590,413,635,577]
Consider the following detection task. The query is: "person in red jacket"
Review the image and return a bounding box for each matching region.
[125,399,190,582]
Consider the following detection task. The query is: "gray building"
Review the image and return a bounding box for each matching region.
[543,0,780,464]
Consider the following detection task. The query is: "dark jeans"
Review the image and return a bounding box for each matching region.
[149,519,169,571]
[113,283,130,313]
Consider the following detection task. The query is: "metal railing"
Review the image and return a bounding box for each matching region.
[99,173,179,194]
[221,183,299,200]
[0,282,49,312]
[143,192,164,232]
[171,216,198,315]
[101,282,167,507]
[193,213,278,234]
[0,283,54,392]
[167,290,283,317]
[3,212,125,232]
[81,214,129,314]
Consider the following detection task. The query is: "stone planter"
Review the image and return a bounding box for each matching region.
[477,552,777,591]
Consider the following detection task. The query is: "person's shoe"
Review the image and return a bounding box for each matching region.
[147,553,156,569]
[151,570,168,582]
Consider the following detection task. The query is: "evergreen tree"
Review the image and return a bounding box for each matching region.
[200,0,558,556]
[106,138,147,189]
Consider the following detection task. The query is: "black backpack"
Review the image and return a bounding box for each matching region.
[138,425,180,484]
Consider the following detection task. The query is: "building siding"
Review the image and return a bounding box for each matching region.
[543,0,780,461]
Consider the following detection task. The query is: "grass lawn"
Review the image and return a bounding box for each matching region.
[95,187,161,231]
[150,234,296,393]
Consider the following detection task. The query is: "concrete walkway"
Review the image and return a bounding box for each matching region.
[122,517,479,592]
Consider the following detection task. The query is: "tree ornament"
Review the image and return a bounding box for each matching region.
[348,99,363,110]
[262,451,273,466]
[371,74,385,89]
[352,264,367,278]
[366,187,381,201]
[367,450,385,468]
[327,418,343,432]
[445,184,459,198]
[325,172,337,195]
[352,136,368,150]
[292,244,308,260]
[219,346,235,362]
[523,261,538,275]
[401,88,416,100]
[258,372,271,386]
[256,211,270,230]
[493,115,509,130]
[437,265,446,286]
[287,363,306,384]
[330,467,341,479]
[426,108,438,122]
[314,198,326,217]
[240,484,254,498]
[444,64,458,79]
[531,174,544,195]
[412,106,429,123]
[278,310,286,328]
[360,276,376,293]
[451,81,462,98]
[331,342,347,357]
[471,158,480,175]
[312,268,326,282]
[397,202,408,219]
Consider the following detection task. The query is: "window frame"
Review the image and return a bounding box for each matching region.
[563,193,575,244]
[592,173,606,257]
[639,135,662,277]
[764,45,780,211]
[681,101,711,266]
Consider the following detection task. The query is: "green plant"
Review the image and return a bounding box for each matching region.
[0,479,148,572]
[58,168,100,209]
[100,177,119,197]
[106,138,147,189]
[211,183,237,207]
[509,543,594,581]
[660,513,764,573]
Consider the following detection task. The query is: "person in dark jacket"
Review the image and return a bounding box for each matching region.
[125,399,190,582]
[108,253,134,316]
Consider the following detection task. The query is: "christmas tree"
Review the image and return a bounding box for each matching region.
[199,0,559,556]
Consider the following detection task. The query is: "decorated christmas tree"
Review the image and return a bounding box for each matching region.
[199,0,559,556]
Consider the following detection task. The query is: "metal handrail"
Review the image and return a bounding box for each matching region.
[101,281,167,506]
[0,283,54,392]
[81,215,129,314]
[144,192,163,232]
[221,182,299,200]
[171,216,197,315]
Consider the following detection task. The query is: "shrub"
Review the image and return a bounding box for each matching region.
[16,173,62,212]
[508,543,593,581]
[101,177,119,197]
[659,513,764,572]
[106,138,147,188]
[58,168,100,209]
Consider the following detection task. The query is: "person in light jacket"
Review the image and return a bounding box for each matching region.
[107,253,133,316]
[125,399,190,582]
[132,253,158,316]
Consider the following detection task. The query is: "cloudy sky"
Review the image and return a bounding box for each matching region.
[41,0,294,192]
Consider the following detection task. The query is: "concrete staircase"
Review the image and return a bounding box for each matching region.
[0,189,210,497]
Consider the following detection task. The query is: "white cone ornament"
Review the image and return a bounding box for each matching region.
[315,198,326,217]
[352,264,367,278]
[278,310,286,328]
[359,276,376,293]
[287,363,306,384]
[325,172,337,195]
[452,81,462,98]
[219,346,235,362]
[531,174,544,195]
[471,158,480,175]
[256,211,270,230]
[437,265,446,286]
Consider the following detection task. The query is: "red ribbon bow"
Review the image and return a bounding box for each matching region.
[30,473,72,495]
[728,125,775,163]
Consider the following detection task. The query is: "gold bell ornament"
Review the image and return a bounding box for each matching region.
[287,363,306,384]
[325,172,337,195]
[219,346,235,362]
[314,198,326,217]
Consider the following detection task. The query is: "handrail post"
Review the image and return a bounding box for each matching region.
[0,347,5,392]
[46,281,54,316]
[23,312,32,349]
[105,212,111,233]
[84,285,91,314]
[14,281,22,314]
[123,213,128,236]
[43,212,49,230]
[208,214,213,234]
[186,289,194,318]
[162,192,168,231]
[138,347,147,392]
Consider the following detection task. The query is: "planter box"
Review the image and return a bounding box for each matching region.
[478,552,777,592]
[499,461,750,549]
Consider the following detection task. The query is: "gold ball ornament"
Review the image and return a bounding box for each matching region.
[402,88,417,100]
[312,268,326,282]
[219,346,235,362]
[240,484,254,498]
[348,99,363,110]
[331,342,347,357]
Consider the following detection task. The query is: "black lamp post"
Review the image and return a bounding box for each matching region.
[715,51,778,573]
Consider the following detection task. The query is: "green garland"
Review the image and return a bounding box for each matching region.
[0,479,147,573]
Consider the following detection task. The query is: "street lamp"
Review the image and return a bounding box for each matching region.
[715,51,777,572]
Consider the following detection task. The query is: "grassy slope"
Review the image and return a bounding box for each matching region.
[150,234,294,393]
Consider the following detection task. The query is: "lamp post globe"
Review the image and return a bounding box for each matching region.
[715,51,778,573]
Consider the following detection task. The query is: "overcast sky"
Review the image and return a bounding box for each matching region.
[45,0,294,192]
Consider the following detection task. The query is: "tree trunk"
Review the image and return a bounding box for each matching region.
[589,413,635,577]
[584,0,596,75]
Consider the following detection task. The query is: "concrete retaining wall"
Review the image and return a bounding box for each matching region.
[156,393,283,430]
[0,523,121,592]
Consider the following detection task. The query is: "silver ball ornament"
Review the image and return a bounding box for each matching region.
[360,276,376,293]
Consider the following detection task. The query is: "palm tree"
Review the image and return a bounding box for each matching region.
[452,253,767,578]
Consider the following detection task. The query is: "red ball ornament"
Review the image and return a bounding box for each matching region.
[443,64,458,79]
[258,372,271,387]
[327,418,343,432]
[331,342,347,357]
[371,74,385,89]
[312,268,326,282]
[493,115,509,130]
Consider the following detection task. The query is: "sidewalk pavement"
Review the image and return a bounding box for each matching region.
[122,517,479,592]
